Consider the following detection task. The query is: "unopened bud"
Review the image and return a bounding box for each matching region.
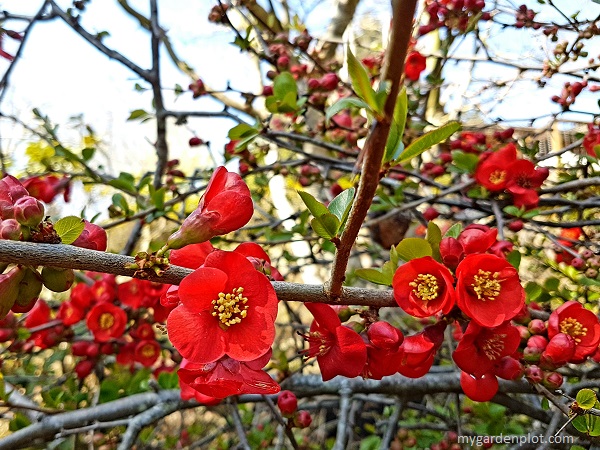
[41,267,75,292]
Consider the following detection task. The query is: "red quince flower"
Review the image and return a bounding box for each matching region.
[70,283,94,310]
[405,51,427,81]
[547,301,600,361]
[439,237,465,270]
[452,321,521,378]
[506,160,549,208]
[489,240,514,259]
[117,279,147,309]
[458,224,498,254]
[456,254,525,327]
[57,300,86,326]
[134,339,161,367]
[177,349,280,399]
[167,250,278,363]
[234,242,284,281]
[71,220,107,251]
[170,241,215,269]
[397,322,446,378]
[363,321,404,380]
[460,371,498,402]
[392,256,456,318]
[475,143,517,191]
[302,303,367,381]
[166,167,253,250]
[22,175,71,204]
[86,302,128,342]
[540,333,575,368]
[493,356,523,380]
[583,123,600,158]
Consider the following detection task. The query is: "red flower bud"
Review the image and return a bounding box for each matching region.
[0,219,22,240]
[527,334,548,350]
[542,371,563,390]
[528,319,546,335]
[13,196,45,227]
[493,357,523,380]
[439,237,464,270]
[75,359,95,379]
[277,390,298,417]
[188,137,204,147]
[320,73,340,91]
[524,365,543,383]
[294,410,312,428]
[540,333,575,368]
[367,321,404,350]
[72,220,107,251]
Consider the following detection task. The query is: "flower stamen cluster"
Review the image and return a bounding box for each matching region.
[409,274,439,301]
[472,270,503,301]
[211,287,249,327]
[559,317,587,343]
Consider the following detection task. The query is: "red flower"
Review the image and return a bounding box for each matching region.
[583,123,600,158]
[547,301,600,361]
[71,220,107,251]
[506,160,549,208]
[405,51,427,81]
[363,321,404,380]
[177,350,280,399]
[475,143,517,191]
[22,175,70,204]
[302,303,367,381]
[397,322,446,378]
[458,224,498,254]
[167,250,278,363]
[540,333,575,368]
[460,371,498,402]
[70,283,94,310]
[234,242,284,281]
[58,301,86,326]
[453,321,521,378]
[170,241,215,269]
[392,256,456,318]
[439,237,465,270]
[134,340,161,367]
[166,167,253,250]
[456,254,524,327]
[86,302,128,342]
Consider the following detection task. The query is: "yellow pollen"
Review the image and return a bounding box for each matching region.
[211,287,249,327]
[409,274,439,301]
[481,334,506,360]
[99,312,115,330]
[559,317,588,343]
[141,345,156,358]
[472,270,503,301]
[489,169,506,185]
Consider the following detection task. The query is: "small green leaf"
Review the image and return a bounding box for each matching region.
[127,109,150,121]
[397,122,461,164]
[151,186,166,211]
[506,249,521,269]
[395,238,432,262]
[503,205,523,217]
[354,268,393,286]
[426,221,442,262]
[544,277,559,292]
[525,282,543,301]
[522,208,540,219]
[108,172,136,193]
[325,98,371,124]
[9,413,31,432]
[346,46,379,113]
[54,216,86,245]
[384,88,408,163]
[311,213,340,239]
[272,72,297,101]
[81,147,95,161]
[157,371,179,389]
[298,191,329,218]
[576,388,598,410]
[541,397,549,410]
[328,187,355,224]
[228,123,259,140]
[452,150,480,173]
[444,223,462,238]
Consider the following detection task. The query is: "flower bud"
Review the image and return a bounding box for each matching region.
[72,220,107,251]
[0,266,25,319]
[439,237,464,270]
[0,219,22,240]
[367,321,404,350]
[526,335,548,351]
[542,371,563,390]
[41,267,75,292]
[75,359,95,379]
[277,390,298,417]
[14,267,42,312]
[294,410,312,428]
[13,196,45,227]
[540,333,575,368]
[524,365,543,383]
[493,357,523,380]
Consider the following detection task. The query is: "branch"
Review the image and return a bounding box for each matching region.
[326,0,419,300]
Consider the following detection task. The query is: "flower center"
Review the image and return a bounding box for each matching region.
[481,334,507,360]
[140,344,156,358]
[559,317,587,343]
[409,274,439,301]
[99,312,115,330]
[471,270,503,301]
[211,287,249,327]
[489,169,506,185]
[302,331,332,358]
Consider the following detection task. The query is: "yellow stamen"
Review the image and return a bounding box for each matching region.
[99,312,115,330]
[211,287,249,327]
[559,317,587,343]
[481,333,507,360]
[489,169,506,185]
[409,274,439,301]
[472,270,503,301]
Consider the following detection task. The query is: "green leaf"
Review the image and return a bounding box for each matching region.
[452,150,480,173]
[127,109,150,121]
[444,223,462,238]
[311,213,340,239]
[544,277,559,292]
[503,205,523,217]
[525,282,543,301]
[108,172,136,193]
[346,46,378,113]
[99,379,121,403]
[298,191,329,218]
[522,208,540,219]
[81,147,95,161]
[272,72,297,101]
[384,88,408,163]
[426,221,442,262]
[541,397,549,410]
[576,389,598,410]
[9,413,31,432]
[151,186,166,210]
[395,238,433,262]
[325,98,371,124]
[573,414,600,437]
[228,123,259,140]
[54,216,85,245]
[397,122,461,164]
[354,268,393,286]
[506,249,521,269]
[359,435,382,450]
[328,187,355,224]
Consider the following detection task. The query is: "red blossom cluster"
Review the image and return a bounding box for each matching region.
[419,0,491,36]
[583,123,600,158]
[475,143,549,208]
